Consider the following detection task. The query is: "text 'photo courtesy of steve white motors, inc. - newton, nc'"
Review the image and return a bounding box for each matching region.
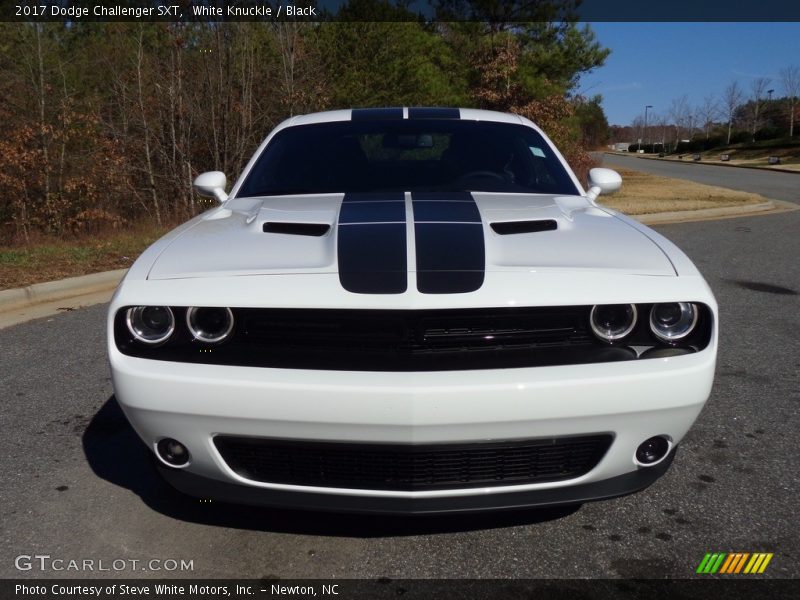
[14,582,339,597]
[13,3,318,19]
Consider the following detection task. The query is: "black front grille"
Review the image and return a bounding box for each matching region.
[232,306,609,371]
[214,435,613,491]
[243,309,588,349]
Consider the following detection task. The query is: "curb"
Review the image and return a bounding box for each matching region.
[0,269,126,312]
[631,200,797,225]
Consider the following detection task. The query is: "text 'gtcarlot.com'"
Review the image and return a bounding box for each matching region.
[14,554,194,572]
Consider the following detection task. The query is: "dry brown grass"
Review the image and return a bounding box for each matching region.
[600,168,769,215]
[0,228,168,290]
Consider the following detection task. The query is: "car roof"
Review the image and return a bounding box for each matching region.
[282,107,527,128]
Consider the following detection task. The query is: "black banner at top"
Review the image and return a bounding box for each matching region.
[3,0,800,22]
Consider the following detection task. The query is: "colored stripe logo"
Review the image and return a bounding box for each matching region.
[696,552,773,574]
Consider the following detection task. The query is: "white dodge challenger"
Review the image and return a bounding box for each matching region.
[108,107,717,513]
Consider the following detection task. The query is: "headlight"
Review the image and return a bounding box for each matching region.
[589,304,637,342]
[649,302,697,342]
[126,306,175,344]
[186,307,234,343]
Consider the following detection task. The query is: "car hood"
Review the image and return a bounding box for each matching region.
[146,192,676,282]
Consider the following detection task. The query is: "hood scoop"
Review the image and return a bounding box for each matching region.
[262,222,331,237]
[491,220,558,235]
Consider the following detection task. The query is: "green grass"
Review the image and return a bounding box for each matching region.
[0,249,29,267]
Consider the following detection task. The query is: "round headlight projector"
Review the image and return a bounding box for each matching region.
[649,302,697,342]
[186,306,234,343]
[590,304,637,343]
[126,306,175,344]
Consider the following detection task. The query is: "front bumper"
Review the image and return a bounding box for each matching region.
[110,341,715,511]
[158,450,676,514]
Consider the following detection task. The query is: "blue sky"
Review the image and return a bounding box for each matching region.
[578,23,800,126]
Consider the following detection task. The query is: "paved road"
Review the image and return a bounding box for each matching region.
[1,212,798,580]
[602,154,800,204]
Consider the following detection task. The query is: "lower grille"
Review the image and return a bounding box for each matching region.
[214,435,613,491]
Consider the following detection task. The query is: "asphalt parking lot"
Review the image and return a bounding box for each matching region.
[1,209,798,580]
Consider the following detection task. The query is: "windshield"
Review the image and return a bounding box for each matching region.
[236,119,580,197]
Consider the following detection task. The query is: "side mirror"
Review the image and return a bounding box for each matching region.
[586,168,622,202]
[193,171,228,204]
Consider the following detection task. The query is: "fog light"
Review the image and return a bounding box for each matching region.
[157,438,190,467]
[640,347,693,359]
[635,436,671,466]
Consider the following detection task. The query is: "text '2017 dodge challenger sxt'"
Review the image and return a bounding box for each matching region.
[108,107,717,514]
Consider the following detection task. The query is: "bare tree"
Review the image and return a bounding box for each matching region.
[780,65,800,137]
[272,22,329,118]
[698,95,719,140]
[750,76,771,139]
[630,114,644,151]
[668,95,690,148]
[21,24,54,227]
[654,113,669,152]
[685,105,699,140]
[722,80,743,144]
[134,26,161,227]
[274,22,303,117]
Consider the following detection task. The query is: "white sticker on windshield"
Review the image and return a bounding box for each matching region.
[530,146,546,158]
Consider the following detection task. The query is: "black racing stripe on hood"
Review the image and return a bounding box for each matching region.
[411,191,475,202]
[412,192,485,294]
[339,201,406,224]
[351,107,403,121]
[408,107,460,120]
[412,200,481,223]
[338,192,407,294]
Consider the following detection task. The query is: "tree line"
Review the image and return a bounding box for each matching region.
[612,66,800,153]
[0,9,609,245]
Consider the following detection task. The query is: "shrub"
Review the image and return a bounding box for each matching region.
[729,131,752,144]
[65,209,126,236]
[754,127,782,141]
